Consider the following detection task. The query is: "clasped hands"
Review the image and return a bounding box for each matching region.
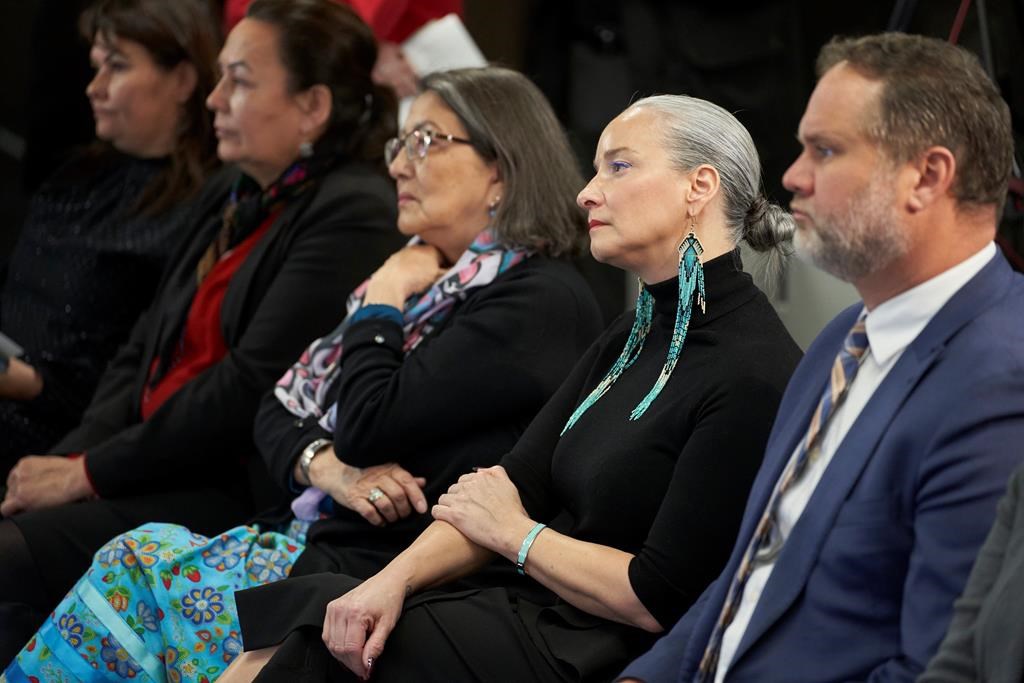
[321,466,532,679]
[306,446,428,526]
[431,465,534,559]
[1,455,93,516]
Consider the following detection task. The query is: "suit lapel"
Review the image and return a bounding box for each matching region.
[726,253,1015,670]
[729,343,940,665]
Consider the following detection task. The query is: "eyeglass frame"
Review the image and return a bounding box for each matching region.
[384,127,474,165]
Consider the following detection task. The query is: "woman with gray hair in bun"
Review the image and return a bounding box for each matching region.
[224,94,803,683]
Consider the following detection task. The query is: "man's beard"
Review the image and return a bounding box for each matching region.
[793,174,911,283]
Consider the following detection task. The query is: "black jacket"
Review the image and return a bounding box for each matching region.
[53,160,403,499]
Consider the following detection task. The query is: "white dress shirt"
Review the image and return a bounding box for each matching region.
[714,242,997,682]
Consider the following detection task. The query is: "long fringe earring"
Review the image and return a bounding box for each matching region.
[630,217,705,420]
[561,277,653,435]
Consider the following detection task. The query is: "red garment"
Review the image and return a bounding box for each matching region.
[139,212,277,420]
[222,0,462,42]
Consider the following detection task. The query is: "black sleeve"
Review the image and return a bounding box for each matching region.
[627,373,785,629]
[50,308,152,452]
[333,265,600,468]
[254,387,333,492]
[79,186,400,496]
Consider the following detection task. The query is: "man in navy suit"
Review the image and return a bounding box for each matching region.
[620,33,1024,683]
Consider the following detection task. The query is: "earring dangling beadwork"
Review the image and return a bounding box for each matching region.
[488,195,501,219]
[299,140,314,158]
[561,276,653,434]
[561,215,708,432]
[629,216,706,419]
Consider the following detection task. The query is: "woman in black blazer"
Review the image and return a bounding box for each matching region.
[0,0,403,655]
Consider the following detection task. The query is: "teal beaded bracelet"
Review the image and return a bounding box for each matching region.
[516,522,546,575]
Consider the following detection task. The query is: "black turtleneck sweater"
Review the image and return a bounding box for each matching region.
[503,250,802,633]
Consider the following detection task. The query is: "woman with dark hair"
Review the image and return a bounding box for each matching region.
[0,0,221,472]
[3,65,603,680]
[225,94,803,682]
[0,0,403,660]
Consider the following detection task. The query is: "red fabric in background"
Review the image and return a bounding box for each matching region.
[222,0,462,42]
[139,212,277,420]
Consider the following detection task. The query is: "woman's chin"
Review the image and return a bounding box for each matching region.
[215,142,242,165]
[588,241,614,268]
[395,215,424,239]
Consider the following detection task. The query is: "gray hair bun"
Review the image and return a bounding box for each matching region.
[744,195,795,253]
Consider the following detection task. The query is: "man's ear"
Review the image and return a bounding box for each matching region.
[906,145,956,213]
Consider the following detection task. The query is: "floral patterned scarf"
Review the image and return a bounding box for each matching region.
[275,230,530,519]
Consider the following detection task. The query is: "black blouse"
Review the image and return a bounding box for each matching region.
[0,151,190,463]
[502,250,802,629]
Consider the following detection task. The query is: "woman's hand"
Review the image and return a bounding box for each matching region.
[323,571,408,679]
[431,466,535,560]
[363,244,447,309]
[309,449,427,526]
[0,357,43,401]
[1,455,93,516]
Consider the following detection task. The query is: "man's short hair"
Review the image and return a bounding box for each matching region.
[818,32,1013,209]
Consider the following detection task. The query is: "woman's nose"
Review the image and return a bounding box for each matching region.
[577,178,601,209]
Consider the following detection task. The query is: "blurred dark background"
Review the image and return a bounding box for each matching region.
[2,0,1022,328]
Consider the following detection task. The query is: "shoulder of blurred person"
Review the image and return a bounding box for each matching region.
[920,463,1024,683]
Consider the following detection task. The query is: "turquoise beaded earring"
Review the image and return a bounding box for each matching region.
[561,215,705,434]
[631,217,705,419]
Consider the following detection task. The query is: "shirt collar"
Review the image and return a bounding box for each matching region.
[864,242,996,366]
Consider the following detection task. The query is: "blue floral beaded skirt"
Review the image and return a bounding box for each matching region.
[3,521,307,682]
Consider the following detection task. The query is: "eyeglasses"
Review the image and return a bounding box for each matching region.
[384,128,473,165]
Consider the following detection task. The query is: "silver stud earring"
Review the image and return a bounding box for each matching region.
[299,140,314,158]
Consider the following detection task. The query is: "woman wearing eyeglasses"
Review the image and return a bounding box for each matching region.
[225,95,804,682]
[3,65,602,680]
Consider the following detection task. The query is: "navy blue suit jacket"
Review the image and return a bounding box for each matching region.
[621,253,1024,683]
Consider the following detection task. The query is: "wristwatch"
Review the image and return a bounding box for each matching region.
[299,438,333,484]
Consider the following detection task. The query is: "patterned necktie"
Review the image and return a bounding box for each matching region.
[696,312,869,681]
